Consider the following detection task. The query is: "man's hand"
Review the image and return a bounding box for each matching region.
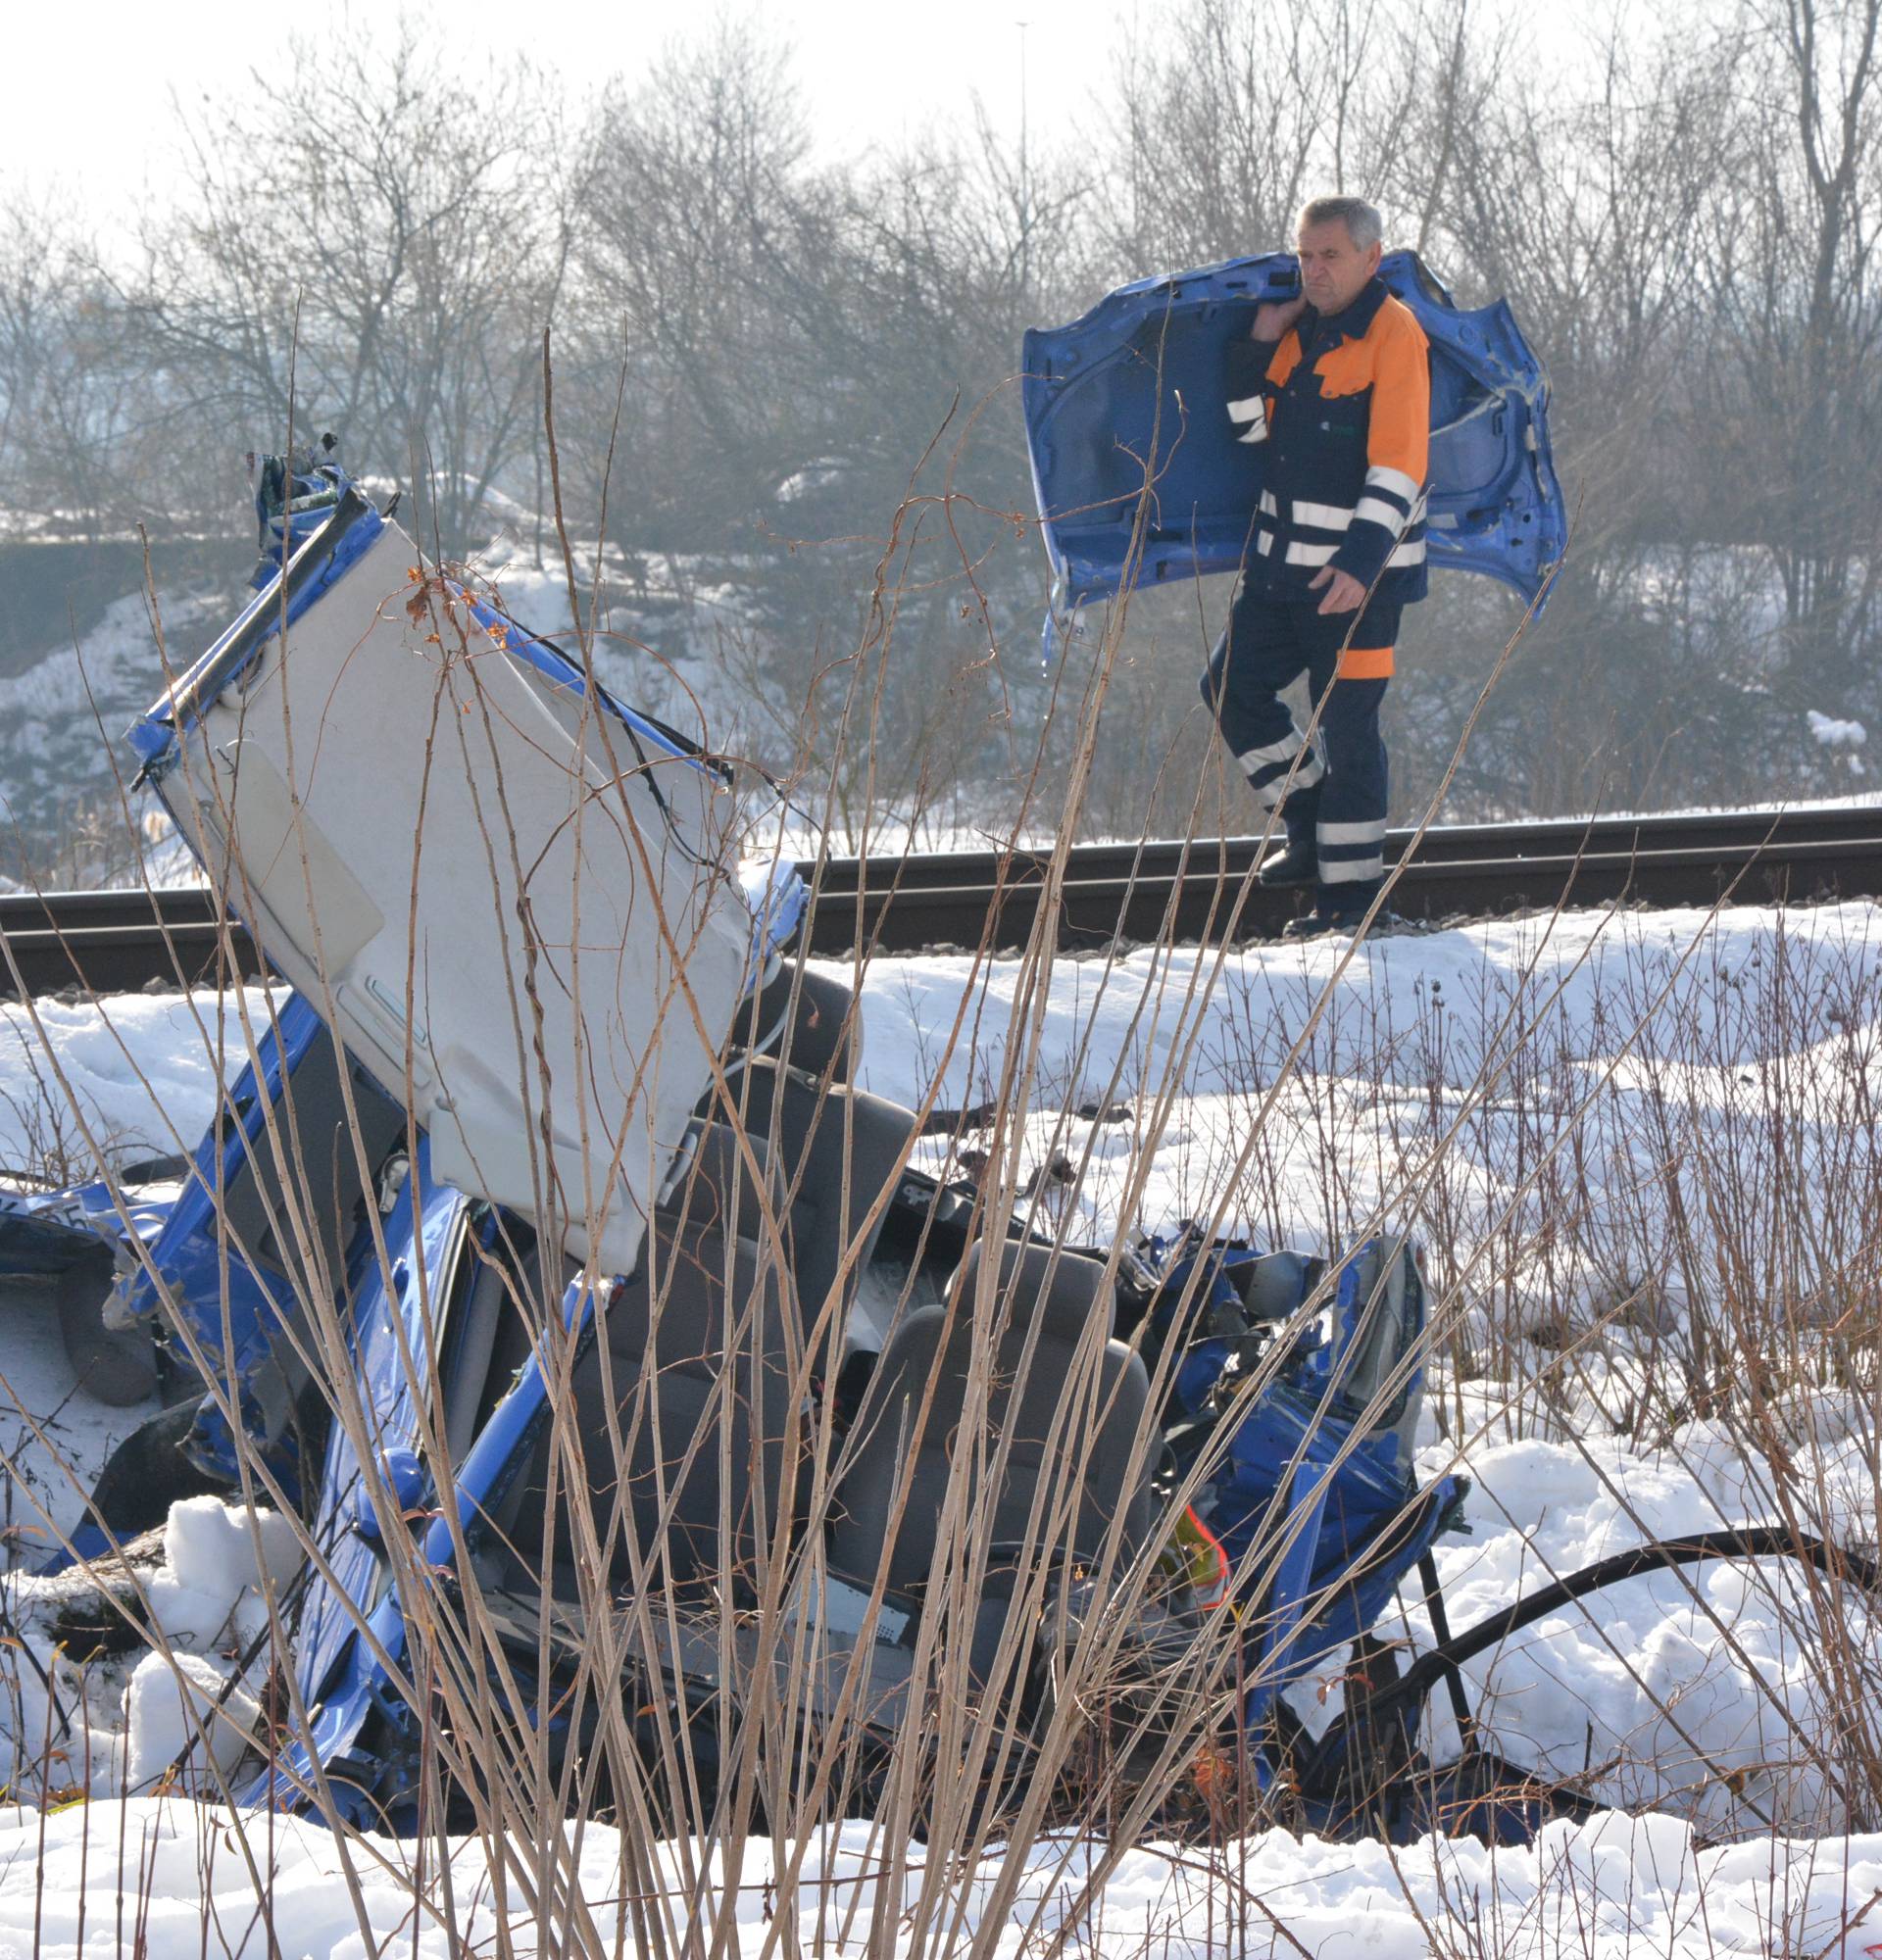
[1310,564,1366,615]
[1252,294,1307,341]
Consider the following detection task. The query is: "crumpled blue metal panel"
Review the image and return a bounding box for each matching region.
[1214,1373,1467,1681]
[1021,249,1565,643]
[1144,1227,1469,1703]
[250,1147,475,1816]
[250,1246,602,1820]
[0,1173,176,1281]
[110,994,331,1480]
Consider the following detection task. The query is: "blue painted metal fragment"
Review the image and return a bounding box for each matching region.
[250,1266,601,1816]
[1022,249,1566,653]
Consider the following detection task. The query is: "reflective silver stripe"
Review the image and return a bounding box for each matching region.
[1260,491,1279,515]
[1318,818,1387,845]
[1239,731,1306,768]
[1364,464,1419,504]
[1257,531,1274,556]
[1387,537,1426,568]
[1352,494,1407,533]
[1320,854,1383,884]
[1229,396,1267,444]
[1251,754,1324,805]
[1293,499,1353,530]
[1284,540,1339,566]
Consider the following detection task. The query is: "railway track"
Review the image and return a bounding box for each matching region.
[3,804,1879,999]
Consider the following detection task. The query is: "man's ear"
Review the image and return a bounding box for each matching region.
[1364,241,1383,276]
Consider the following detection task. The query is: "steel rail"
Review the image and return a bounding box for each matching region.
[3,806,1880,996]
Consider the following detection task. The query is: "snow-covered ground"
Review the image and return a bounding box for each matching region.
[6,1798,1880,1960]
[0,902,1878,1951]
[850,899,1882,1273]
[0,988,275,1175]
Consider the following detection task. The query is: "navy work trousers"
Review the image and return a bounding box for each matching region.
[1200,582,1399,906]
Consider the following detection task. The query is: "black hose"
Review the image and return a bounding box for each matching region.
[1372,1528,1882,1729]
[1417,1549,1475,1740]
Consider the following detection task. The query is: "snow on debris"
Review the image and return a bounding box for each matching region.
[0,986,280,1180]
[0,1288,160,1580]
[0,987,282,1584]
[2,1799,1879,1959]
[0,1498,298,1799]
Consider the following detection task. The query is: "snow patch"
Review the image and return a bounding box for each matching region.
[0,987,277,1178]
[1808,709,1867,748]
[124,1651,263,1788]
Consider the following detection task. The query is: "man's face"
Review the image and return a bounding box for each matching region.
[1297,219,1383,316]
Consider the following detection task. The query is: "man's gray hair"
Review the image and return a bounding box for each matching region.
[1300,195,1383,251]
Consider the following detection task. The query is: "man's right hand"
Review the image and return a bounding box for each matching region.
[1252,294,1307,341]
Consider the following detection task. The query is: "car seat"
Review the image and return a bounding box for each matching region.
[827,1238,1153,1593]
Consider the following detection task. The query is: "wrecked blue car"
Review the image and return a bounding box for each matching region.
[9,451,1611,1845]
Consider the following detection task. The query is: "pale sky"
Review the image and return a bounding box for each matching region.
[10,0,1675,297]
[8,0,1627,239]
[9,0,1123,229]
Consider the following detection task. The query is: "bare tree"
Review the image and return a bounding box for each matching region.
[1693,0,1882,710]
[119,23,570,551]
[0,193,192,541]
[9,0,1882,844]
[1104,0,1439,270]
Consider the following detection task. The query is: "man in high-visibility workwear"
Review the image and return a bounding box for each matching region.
[1200,194,1430,938]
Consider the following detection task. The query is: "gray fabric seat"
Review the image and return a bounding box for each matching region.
[516,1124,800,1593]
[729,964,863,1085]
[827,1239,1154,1592]
[731,1057,916,1339]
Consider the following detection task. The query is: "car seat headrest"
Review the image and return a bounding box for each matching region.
[951,1238,1112,1344]
[659,1121,777,1247]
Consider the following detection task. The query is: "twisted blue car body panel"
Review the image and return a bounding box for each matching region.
[1021,250,1564,642]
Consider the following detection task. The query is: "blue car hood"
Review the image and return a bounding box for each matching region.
[1021,250,1564,633]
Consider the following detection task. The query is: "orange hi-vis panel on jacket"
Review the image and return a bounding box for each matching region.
[1336,642,1396,680]
[1224,275,1432,606]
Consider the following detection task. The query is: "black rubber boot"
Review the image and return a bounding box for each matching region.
[1257,836,1318,887]
[1283,899,1403,942]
